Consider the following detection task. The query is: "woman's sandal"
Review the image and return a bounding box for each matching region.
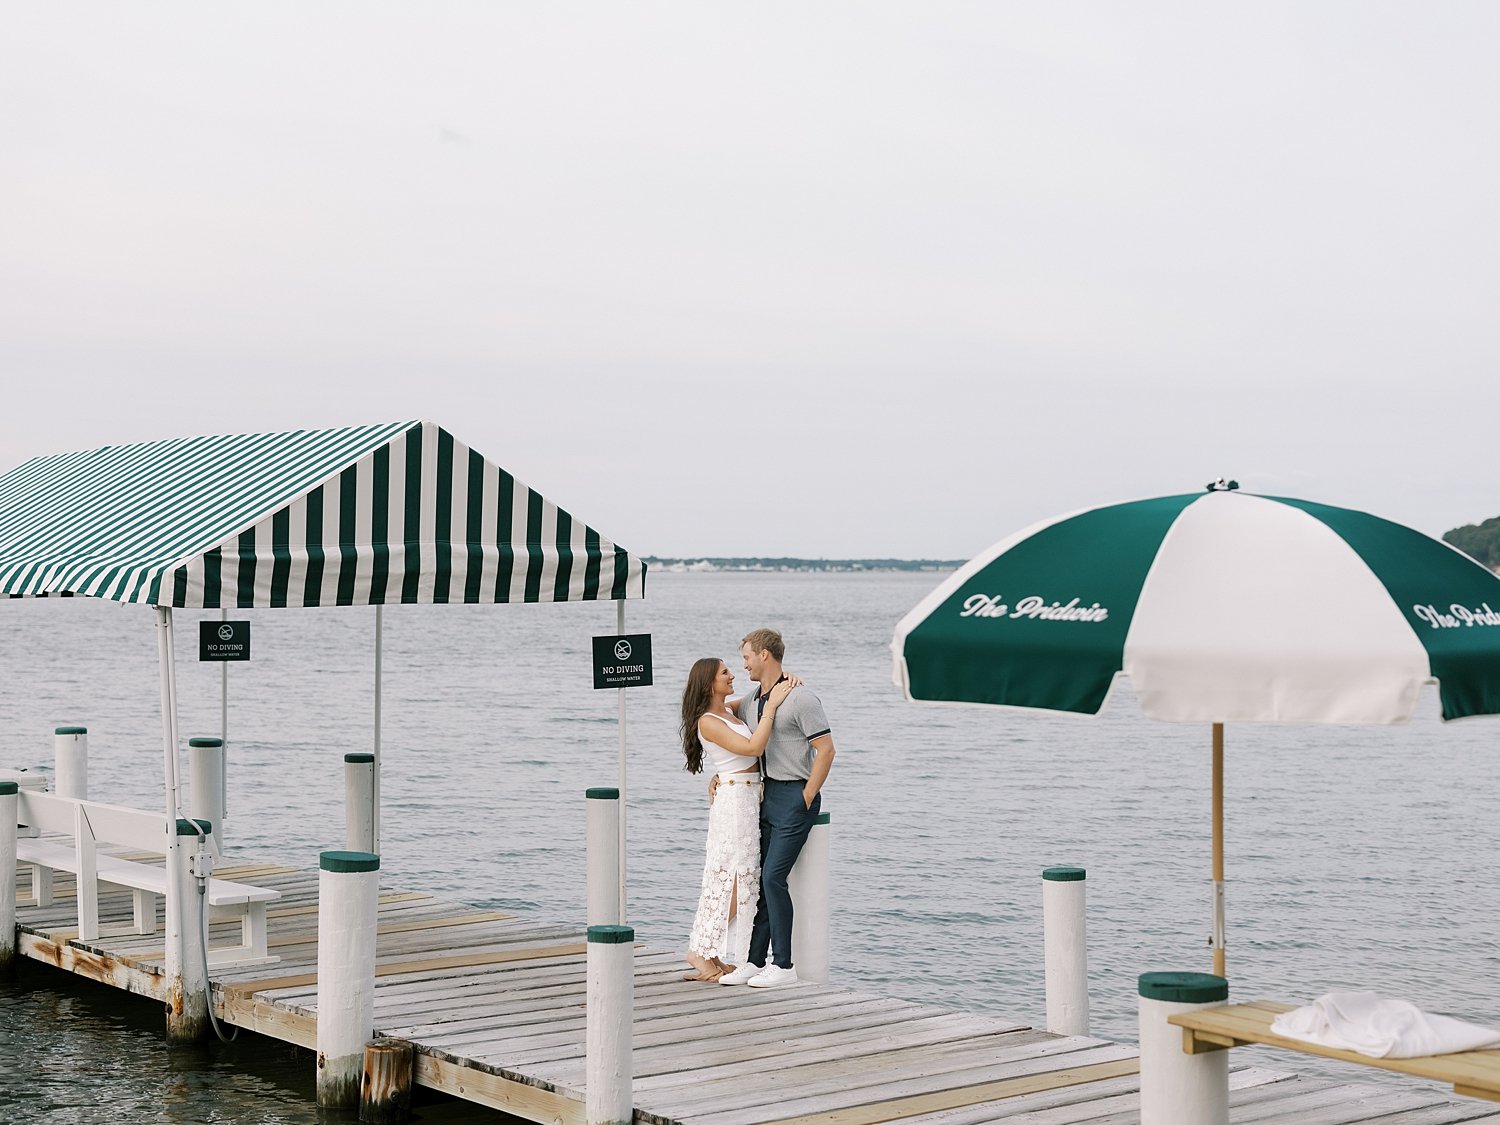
[683,955,726,982]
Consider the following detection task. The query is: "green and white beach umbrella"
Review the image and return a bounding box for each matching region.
[892,482,1500,973]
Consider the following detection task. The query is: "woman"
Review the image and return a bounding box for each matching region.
[679,657,794,982]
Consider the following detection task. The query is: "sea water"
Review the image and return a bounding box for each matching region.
[2,570,1498,1120]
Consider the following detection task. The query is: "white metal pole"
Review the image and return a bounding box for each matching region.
[586,924,633,1125]
[0,781,17,973]
[787,812,831,983]
[344,753,376,852]
[316,849,380,1108]
[53,726,88,799]
[616,600,627,924]
[373,605,383,854]
[1138,972,1229,1125]
[220,607,228,823]
[586,788,622,926]
[1042,866,1090,1036]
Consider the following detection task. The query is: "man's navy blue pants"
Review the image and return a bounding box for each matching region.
[748,777,821,970]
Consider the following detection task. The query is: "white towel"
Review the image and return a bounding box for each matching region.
[1270,991,1500,1059]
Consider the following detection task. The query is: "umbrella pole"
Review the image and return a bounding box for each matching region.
[1211,722,1226,977]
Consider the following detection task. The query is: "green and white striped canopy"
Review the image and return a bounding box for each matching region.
[0,421,646,608]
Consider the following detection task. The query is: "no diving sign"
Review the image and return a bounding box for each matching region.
[200,620,251,662]
[592,633,653,689]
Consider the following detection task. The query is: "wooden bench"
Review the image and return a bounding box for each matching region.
[1171,1000,1500,1103]
[14,790,281,969]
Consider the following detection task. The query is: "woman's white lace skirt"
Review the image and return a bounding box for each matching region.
[687,778,762,961]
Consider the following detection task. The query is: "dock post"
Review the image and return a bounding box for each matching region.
[54,726,88,799]
[189,738,225,858]
[166,818,212,1041]
[1042,866,1090,1036]
[345,754,376,853]
[0,781,16,974]
[1138,972,1229,1125]
[586,788,621,925]
[360,1036,414,1123]
[586,924,633,1125]
[317,850,380,1109]
[788,810,831,983]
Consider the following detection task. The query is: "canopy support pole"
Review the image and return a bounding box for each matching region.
[617,600,628,923]
[373,604,383,854]
[1211,722,1226,977]
[220,607,228,835]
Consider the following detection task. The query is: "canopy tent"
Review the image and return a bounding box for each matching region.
[0,419,645,606]
[0,419,646,1036]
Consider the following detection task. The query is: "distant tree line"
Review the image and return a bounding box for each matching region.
[1444,517,1500,570]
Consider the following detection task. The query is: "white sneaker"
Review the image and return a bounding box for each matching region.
[717,962,763,986]
[746,964,799,989]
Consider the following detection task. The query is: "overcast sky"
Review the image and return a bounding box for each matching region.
[3,4,1498,558]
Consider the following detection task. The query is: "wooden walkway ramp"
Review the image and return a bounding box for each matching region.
[12,855,1500,1124]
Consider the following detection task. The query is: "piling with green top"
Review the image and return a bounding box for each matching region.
[1042,866,1089,1036]
[54,726,88,799]
[1138,971,1229,1125]
[0,781,17,972]
[167,817,213,1041]
[788,810,832,983]
[188,737,225,857]
[344,753,376,853]
[586,924,634,1125]
[316,850,380,1108]
[586,788,621,926]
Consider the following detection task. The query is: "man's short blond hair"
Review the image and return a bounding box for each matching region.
[741,628,785,662]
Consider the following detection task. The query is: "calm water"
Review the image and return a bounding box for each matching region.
[3,570,1499,1119]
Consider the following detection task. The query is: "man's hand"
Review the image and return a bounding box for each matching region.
[708,774,720,804]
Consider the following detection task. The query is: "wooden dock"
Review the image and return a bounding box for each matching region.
[12,855,1500,1124]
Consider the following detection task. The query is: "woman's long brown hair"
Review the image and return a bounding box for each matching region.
[680,657,723,774]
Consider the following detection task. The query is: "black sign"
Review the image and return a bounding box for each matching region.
[592,633,653,689]
[199,620,251,662]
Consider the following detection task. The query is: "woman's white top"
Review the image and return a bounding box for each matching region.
[701,713,759,774]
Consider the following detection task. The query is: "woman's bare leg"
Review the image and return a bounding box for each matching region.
[709,877,739,975]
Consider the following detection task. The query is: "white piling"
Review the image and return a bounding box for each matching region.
[788,811,831,983]
[188,737,226,858]
[53,726,88,799]
[586,788,621,926]
[169,818,211,1039]
[586,924,633,1125]
[1138,972,1229,1125]
[1042,866,1090,1036]
[0,781,17,973]
[345,753,376,853]
[317,850,380,1108]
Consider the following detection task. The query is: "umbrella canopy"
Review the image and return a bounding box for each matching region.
[892,484,1500,975]
[0,420,645,606]
[894,486,1500,724]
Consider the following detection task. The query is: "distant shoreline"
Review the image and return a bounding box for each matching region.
[643,557,962,573]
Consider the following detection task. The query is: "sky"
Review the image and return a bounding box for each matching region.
[3,3,1499,559]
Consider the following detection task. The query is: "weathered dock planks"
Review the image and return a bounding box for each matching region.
[11,854,1500,1124]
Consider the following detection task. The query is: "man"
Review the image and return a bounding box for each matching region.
[717,627,836,988]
